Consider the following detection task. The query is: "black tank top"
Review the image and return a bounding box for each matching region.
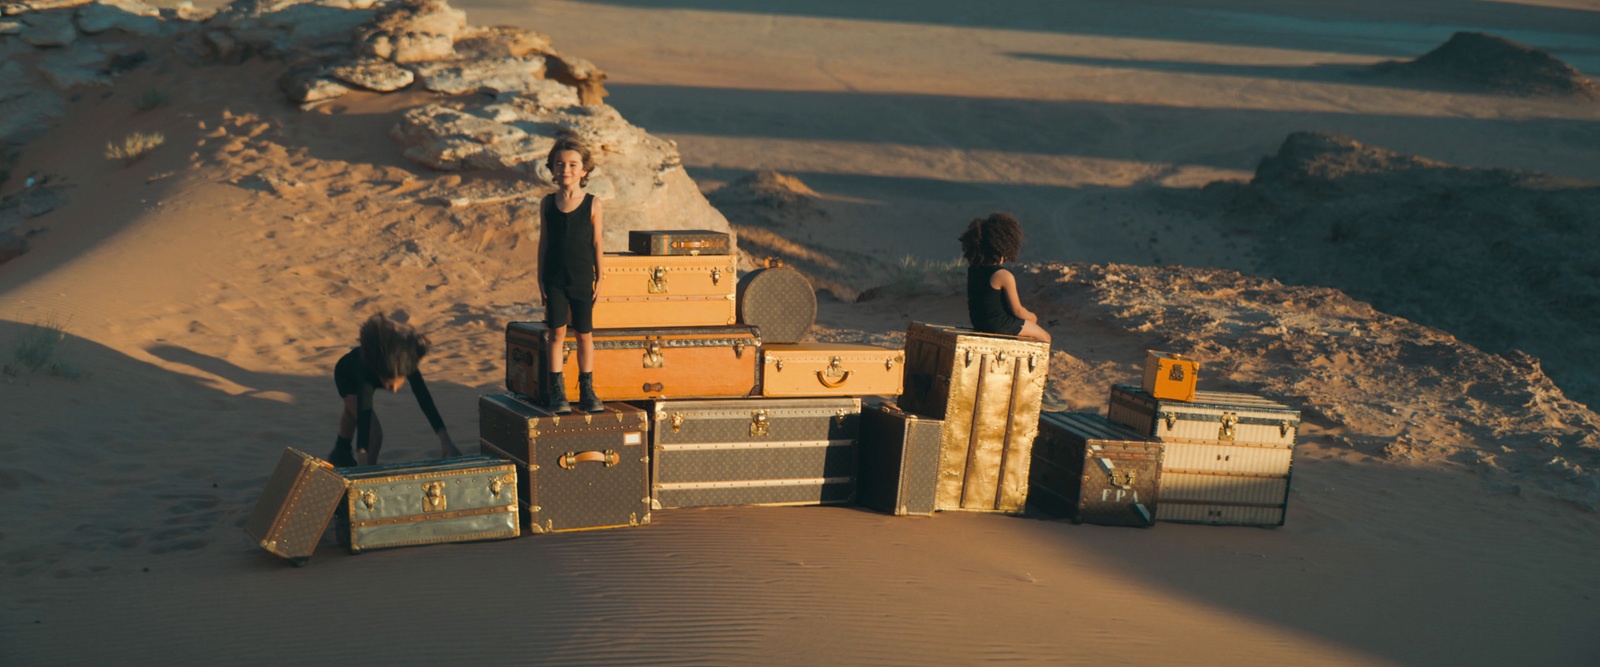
[542,193,597,289]
[967,265,1017,333]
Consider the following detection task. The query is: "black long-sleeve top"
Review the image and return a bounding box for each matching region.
[334,348,445,453]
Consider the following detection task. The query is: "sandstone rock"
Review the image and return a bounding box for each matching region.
[207,0,375,59]
[3,0,91,14]
[76,0,166,37]
[1369,31,1600,99]
[452,25,550,59]
[278,66,350,103]
[327,56,413,91]
[20,8,76,46]
[36,41,112,87]
[0,19,22,33]
[354,0,464,63]
[409,55,547,95]
[543,51,607,105]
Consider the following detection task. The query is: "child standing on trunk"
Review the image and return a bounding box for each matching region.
[960,212,1052,344]
[537,137,606,413]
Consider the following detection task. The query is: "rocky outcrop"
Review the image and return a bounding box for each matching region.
[354,0,463,62]
[1369,31,1599,99]
[75,0,165,37]
[20,8,77,45]
[326,56,412,91]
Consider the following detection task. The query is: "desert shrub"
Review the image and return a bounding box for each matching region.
[104,132,165,161]
[134,88,170,112]
[4,318,79,379]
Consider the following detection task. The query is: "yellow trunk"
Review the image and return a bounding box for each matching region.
[593,253,737,328]
[760,343,905,397]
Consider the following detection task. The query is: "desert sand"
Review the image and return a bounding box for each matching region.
[2,1,1599,665]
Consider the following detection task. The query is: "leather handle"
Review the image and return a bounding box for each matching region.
[815,369,853,388]
[559,450,619,469]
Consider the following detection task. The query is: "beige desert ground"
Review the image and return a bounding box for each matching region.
[2,0,1599,665]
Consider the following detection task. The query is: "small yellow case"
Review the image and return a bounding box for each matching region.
[1141,350,1198,402]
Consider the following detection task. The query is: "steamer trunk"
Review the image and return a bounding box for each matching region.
[595,253,737,328]
[244,448,347,566]
[642,397,861,509]
[627,230,731,256]
[760,343,904,398]
[736,263,817,343]
[339,456,520,553]
[478,394,652,533]
[1031,412,1162,527]
[1107,385,1299,526]
[858,402,942,516]
[506,322,761,402]
[897,322,1050,513]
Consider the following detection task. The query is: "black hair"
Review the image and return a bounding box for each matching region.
[959,212,1025,265]
[358,314,429,380]
[545,136,595,187]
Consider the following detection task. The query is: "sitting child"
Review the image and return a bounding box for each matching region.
[960,212,1051,343]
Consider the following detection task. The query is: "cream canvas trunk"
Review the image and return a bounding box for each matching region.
[1107,385,1300,526]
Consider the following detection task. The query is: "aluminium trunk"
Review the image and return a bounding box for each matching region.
[897,322,1051,513]
[627,229,731,256]
[1031,412,1162,527]
[594,253,737,329]
[478,394,652,533]
[760,343,904,398]
[641,397,861,509]
[244,447,347,566]
[506,322,761,402]
[857,402,942,517]
[1106,384,1300,526]
[736,262,816,343]
[339,456,520,553]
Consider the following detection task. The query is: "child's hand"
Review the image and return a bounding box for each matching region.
[593,276,605,304]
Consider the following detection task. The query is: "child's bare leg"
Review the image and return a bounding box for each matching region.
[546,324,568,369]
[1018,321,1052,344]
[363,414,384,465]
[576,332,594,373]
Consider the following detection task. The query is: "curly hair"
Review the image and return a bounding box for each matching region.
[545,136,596,187]
[358,314,430,380]
[959,212,1025,265]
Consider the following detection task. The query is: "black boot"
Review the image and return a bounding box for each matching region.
[578,371,604,412]
[547,371,571,414]
[328,436,357,468]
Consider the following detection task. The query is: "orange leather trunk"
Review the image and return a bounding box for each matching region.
[593,253,737,329]
[506,322,761,402]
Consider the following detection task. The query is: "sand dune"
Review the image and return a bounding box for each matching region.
[2,0,1599,665]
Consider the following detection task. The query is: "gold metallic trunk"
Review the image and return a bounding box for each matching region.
[339,456,520,553]
[897,322,1051,514]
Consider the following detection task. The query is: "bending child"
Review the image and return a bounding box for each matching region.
[536,137,605,414]
[960,212,1052,344]
[328,314,460,467]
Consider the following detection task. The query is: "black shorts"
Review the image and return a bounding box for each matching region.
[545,285,595,334]
[974,315,1025,337]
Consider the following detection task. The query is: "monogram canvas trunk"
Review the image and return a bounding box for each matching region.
[594,253,737,328]
[857,402,943,517]
[506,322,761,402]
[1031,412,1163,527]
[627,230,731,256]
[760,343,904,398]
[338,456,520,553]
[641,397,861,509]
[736,262,817,343]
[244,447,347,566]
[478,394,652,533]
[897,322,1051,513]
[1107,385,1300,526]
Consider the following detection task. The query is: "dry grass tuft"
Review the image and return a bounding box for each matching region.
[105,132,166,161]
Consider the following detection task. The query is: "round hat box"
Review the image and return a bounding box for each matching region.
[737,260,816,343]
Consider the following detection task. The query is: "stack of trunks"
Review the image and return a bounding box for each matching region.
[488,230,908,533]
[1027,351,1303,528]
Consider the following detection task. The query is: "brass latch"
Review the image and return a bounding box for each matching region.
[963,349,973,367]
[358,489,377,511]
[710,267,722,285]
[1168,363,1186,382]
[422,482,447,512]
[670,412,684,433]
[750,410,769,438]
[1219,413,1237,441]
[834,408,849,428]
[489,478,504,499]
[648,266,669,294]
[773,357,784,372]
[1110,470,1136,488]
[733,339,746,359]
[886,354,901,371]
[1279,420,1293,437]
[643,341,664,368]
[1162,412,1177,431]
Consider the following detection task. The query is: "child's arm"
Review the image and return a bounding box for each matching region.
[534,197,548,304]
[591,197,605,303]
[990,269,1038,323]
